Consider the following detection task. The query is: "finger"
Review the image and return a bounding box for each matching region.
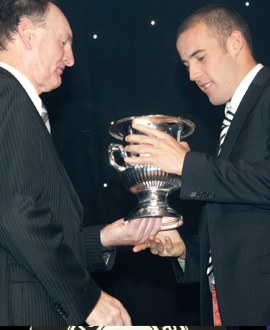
[132,243,150,253]
[164,236,174,253]
[113,315,124,326]
[125,132,158,144]
[120,307,132,326]
[124,155,151,166]
[125,143,156,156]
[148,217,162,236]
[141,217,162,237]
[126,218,158,245]
[149,238,164,253]
[150,248,160,255]
[130,217,149,233]
[180,141,189,147]
[131,123,171,139]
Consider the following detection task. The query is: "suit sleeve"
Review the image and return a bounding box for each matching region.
[180,150,270,206]
[179,84,270,206]
[0,77,101,324]
[84,225,116,271]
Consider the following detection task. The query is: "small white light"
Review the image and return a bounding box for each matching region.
[103,183,108,188]
[151,21,156,26]
[111,121,114,125]
[245,2,250,6]
[93,34,98,39]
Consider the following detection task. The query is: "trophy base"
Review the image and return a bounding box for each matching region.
[124,204,183,230]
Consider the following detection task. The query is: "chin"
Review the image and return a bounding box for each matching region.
[208,96,227,106]
[52,79,62,91]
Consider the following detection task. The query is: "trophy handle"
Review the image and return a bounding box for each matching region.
[108,143,131,172]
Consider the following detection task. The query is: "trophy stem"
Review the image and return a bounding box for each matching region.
[124,189,183,230]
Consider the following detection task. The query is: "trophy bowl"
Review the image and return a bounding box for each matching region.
[108,114,195,230]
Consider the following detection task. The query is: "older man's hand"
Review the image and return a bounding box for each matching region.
[100,217,162,248]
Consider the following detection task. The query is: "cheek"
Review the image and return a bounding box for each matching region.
[207,56,229,82]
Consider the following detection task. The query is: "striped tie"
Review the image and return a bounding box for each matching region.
[207,254,213,276]
[217,102,236,155]
[41,102,51,133]
[207,102,236,277]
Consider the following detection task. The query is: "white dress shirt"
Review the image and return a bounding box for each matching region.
[225,63,264,115]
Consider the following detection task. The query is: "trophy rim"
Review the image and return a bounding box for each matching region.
[109,114,195,141]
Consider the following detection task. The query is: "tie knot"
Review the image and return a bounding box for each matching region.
[225,101,231,113]
[224,102,236,118]
[41,110,48,122]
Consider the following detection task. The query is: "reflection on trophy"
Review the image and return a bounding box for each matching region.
[108,115,195,230]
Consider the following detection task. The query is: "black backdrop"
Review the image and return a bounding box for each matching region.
[40,0,270,325]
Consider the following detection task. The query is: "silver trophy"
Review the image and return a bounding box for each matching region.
[108,115,195,230]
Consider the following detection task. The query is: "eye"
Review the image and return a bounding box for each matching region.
[198,56,205,62]
[60,41,67,48]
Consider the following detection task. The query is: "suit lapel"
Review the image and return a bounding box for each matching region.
[0,66,84,218]
[44,132,84,218]
[219,66,270,158]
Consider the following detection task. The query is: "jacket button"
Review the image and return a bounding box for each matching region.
[54,303,60,309]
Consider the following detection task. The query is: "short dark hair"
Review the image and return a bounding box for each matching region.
[0,0,55,50]
[177,5,253,54]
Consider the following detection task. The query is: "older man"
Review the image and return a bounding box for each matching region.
[0,0,161,326]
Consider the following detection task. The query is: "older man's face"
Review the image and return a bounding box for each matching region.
[30,3,74,94]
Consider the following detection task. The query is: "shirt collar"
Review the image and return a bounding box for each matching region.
[225,63,264,114]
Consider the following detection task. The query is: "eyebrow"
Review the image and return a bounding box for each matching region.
[67,34,73,44]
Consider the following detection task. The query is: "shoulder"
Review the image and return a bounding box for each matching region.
[0,73,37,130]
[253,66,270,86]
[0,71,27,101]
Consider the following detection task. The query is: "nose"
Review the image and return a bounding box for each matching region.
[64,45,75,67]
[188,63,201,82]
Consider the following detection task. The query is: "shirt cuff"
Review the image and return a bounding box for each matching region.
[178,256,186,272]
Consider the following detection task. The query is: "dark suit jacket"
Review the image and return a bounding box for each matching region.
[172,66,270,325]
[0,67,115,326]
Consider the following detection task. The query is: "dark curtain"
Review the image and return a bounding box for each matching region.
[41,0,270,325]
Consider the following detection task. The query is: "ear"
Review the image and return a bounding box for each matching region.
[17,17,34,50]
[228,31,244,56]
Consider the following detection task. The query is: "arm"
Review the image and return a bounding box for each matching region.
[124,122,270,206]
[181,151,270,206]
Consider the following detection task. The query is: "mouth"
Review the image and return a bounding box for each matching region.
[58,67,64,75]
[198,82,213,93]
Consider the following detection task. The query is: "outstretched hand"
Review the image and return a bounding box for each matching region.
[100,217,162,248]
[133,229,186,258]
